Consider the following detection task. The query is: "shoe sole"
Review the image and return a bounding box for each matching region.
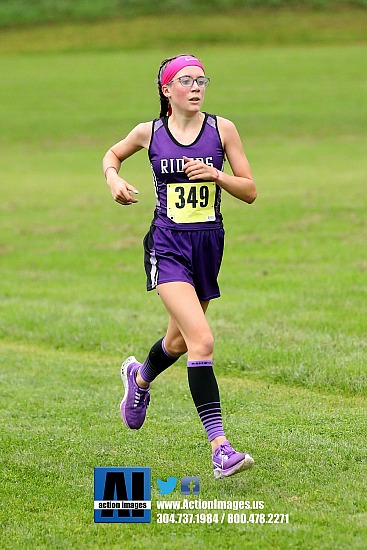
[120,356,138,429]
[213,454,254,479]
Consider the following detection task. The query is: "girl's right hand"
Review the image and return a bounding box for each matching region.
[108,175,139,206]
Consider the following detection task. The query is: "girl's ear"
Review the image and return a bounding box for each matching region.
[162,85,170,98]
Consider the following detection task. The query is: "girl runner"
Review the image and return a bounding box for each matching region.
[102,54,257,478]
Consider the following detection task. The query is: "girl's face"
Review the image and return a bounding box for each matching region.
[163,66,206,114]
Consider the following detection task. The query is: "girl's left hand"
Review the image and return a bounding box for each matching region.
[183,156,217,181]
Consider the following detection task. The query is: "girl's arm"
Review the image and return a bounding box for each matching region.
[183,117,256,204]
[102,122,151,206]
[216,117,257,204]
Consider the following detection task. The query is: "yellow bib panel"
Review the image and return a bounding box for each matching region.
[167,182,216,224]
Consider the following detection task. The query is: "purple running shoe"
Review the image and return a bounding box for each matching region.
[212,440,254,479]
[120,356,150,429]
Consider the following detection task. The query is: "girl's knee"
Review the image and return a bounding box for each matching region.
[165,335,187,357]
[188,331,214,358]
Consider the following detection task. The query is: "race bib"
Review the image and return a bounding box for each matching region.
[167,182,216,224]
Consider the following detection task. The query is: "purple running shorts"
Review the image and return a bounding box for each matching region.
[143,225,225,301]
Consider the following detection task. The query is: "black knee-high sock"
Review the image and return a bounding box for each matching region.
[139,338,180,383]
[187,360,225,442]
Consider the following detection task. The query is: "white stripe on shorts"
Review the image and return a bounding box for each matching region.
[150,249,158,288]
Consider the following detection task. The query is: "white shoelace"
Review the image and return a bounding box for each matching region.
[133,388,150,409]
[216,443,235,468]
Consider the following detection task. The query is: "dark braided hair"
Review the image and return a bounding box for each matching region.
[157,54,197,118]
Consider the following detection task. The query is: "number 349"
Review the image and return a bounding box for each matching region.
[174,185,209,209]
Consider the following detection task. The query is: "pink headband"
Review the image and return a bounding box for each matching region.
[160,55,205,86]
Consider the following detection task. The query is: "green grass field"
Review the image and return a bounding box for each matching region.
[1,10,367,550]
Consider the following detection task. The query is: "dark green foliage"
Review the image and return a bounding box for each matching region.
[0,0,366,27]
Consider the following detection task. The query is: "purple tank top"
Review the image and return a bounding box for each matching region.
[148,112,225,230]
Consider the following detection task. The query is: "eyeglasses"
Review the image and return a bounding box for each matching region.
[169,76,211,88]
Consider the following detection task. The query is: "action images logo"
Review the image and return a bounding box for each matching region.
[94,467,151,523]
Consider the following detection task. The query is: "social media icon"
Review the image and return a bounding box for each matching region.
[181,476,200,495]
[157,477,177,495]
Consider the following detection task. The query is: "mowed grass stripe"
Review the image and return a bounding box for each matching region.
[1,9,367,53]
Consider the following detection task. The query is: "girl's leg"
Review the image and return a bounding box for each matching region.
[156,282,213,360]
[136,335,181,389]
[121,304,189,429]
[162,315,189,357]
[136,295,207,387]
[156,281,226,452]
[157,281,254,477]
